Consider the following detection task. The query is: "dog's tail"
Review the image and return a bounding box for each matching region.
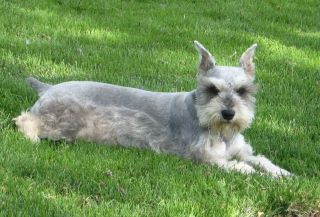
[26,77,52,94]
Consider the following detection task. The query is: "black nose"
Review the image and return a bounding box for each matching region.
[221,109,235,121]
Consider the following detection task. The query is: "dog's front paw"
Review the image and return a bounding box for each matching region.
[271,168,292,178]
[233,162,256,174]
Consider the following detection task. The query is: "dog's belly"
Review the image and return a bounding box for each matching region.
[76,106,173,152]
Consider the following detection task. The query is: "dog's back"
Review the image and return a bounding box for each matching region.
[28,78,191,126]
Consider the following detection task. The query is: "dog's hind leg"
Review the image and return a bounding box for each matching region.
[15,96,89,143]
[14,112,42,142]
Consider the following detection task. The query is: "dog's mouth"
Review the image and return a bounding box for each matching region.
[221,119,232,124]
[207,116,249,134]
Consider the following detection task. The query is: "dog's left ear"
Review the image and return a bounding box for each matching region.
[240,44,257,78]
[194,41,216,76]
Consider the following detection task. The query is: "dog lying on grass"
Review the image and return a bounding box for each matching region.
[15,41,291,177]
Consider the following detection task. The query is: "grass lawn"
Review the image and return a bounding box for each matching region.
[0,0,319,216]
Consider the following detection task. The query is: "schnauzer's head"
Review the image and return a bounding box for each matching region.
[194,41,257,136]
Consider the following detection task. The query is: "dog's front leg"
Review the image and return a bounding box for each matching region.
[212,157,256,174]
[242,154,291,178]
[191,134,256,174]
[231,135,292,177]
[195,138,256,174]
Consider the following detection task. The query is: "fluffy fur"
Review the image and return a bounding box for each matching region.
[15,41,291,177]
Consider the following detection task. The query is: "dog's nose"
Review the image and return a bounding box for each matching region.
[221,109,235,121]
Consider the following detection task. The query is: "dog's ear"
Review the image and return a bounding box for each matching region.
[240,44,257,78]
[194,41,216,75]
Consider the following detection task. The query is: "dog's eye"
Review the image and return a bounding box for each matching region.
[237,87,247,95]
[206,85,220,96]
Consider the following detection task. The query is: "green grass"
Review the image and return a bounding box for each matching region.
[0,0,319,216]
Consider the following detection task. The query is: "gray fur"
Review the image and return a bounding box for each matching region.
[16,41,292,177]
[29,84,200,158]
[26,77,52,95]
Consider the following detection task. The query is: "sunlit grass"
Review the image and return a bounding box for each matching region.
[0,0,319,216]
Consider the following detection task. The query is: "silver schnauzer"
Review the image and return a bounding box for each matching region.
[15,41,291,177]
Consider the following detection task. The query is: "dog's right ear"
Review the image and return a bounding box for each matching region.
[194,41,216,75]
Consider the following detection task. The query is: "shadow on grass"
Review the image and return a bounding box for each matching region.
[0,1,319,215]
[1,0,319,176]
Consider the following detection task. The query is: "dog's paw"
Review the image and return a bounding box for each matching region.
[233,162,256,174]
[271,168,292,178]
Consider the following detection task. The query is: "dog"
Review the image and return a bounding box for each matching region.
[14,41,291,177]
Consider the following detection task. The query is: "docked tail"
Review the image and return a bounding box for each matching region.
[26,77,52,94]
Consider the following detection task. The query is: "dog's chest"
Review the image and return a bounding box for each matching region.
[206,134,240,158]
